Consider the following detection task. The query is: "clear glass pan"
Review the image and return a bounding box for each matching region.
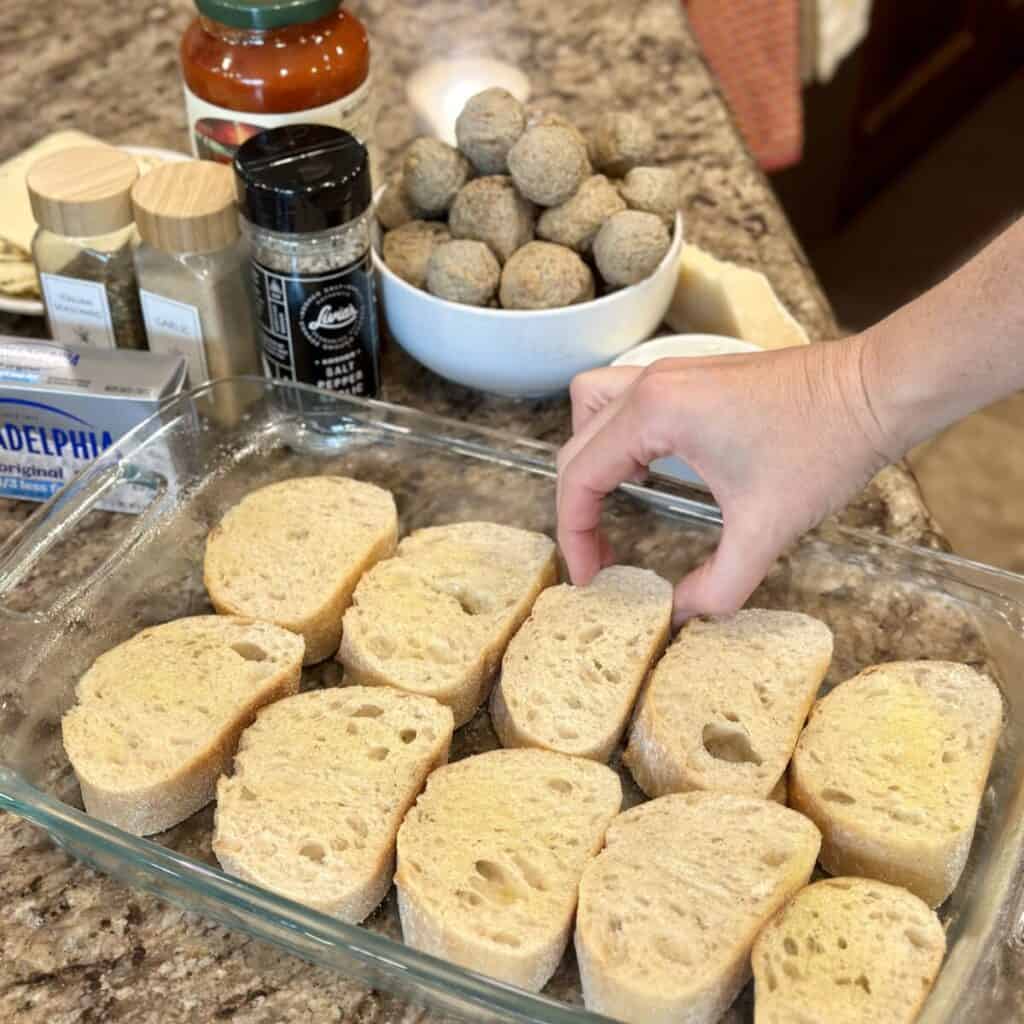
[0,377,1021,1023]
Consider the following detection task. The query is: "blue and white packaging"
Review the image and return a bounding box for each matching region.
[0,338,187,510]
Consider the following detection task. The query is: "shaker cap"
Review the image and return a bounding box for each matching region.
[27,146,138,237]
[132,160,239,253]
[233,124,371,234]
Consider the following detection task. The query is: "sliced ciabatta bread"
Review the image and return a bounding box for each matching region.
[575,792,821,1024]
[623,609,833,798]
[790,660,1003,907]
[213,687,453,922]
[752,877,946,1024]
[395,748,622,991]
[490,565,672,762]
[339,522,557,727]
[204,476,398,664]
[62,616,304,835]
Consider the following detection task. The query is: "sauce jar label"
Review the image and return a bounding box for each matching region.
[250,254,380,397]
[183,75,375,165]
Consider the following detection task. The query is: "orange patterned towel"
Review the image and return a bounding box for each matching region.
[686,0,803,172]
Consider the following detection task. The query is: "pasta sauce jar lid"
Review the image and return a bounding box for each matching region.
[194,0,340,30]
[233,124,371,234]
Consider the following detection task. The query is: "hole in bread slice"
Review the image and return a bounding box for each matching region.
[702,721,762,765]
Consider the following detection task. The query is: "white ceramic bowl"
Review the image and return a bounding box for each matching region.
[372,211,684,399]
[611,333,762,488]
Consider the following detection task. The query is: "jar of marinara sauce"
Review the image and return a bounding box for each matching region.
[180,0,374,165]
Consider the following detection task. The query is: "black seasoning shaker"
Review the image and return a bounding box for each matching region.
[234,124,380,397]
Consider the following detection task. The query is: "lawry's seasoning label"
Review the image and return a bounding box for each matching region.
[251,254,379,395]
[234,124,381,398]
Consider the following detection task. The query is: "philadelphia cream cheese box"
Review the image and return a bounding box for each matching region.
[0,337,186,510]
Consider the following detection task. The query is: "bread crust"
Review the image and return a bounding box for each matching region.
[204,477,398,665]
[623,610,833,798]
[213,687,454,923]
[490,565,672,762]
[339,522,557,727]
[62,616,304,836]
[790,660,1003,907]
[395,748,621,991]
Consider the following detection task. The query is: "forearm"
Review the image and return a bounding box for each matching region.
[863,215,1024,458]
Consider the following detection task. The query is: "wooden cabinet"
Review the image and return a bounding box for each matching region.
[772,0,1024,237]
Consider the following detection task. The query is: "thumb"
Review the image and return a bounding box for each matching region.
[671,516,781,627]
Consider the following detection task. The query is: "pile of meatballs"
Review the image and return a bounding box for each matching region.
[378,89,679,310]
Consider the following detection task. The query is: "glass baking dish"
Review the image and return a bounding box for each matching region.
[0,377,1021,1024]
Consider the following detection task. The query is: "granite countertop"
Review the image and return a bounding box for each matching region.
[0,1,981,1021]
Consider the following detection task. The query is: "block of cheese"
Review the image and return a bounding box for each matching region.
[666,242,810,349]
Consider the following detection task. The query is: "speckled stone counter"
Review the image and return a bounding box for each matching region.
[0,1,972,1021]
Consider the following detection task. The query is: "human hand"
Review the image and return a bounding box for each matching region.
[556,336,893,624]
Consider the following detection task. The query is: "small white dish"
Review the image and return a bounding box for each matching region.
[611,333,762,488]
[0,144,189,318]
[374,210,685,399]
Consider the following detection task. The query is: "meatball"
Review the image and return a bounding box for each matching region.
[589,112,656,177]
[426,240,501,306]
[536,175,626,253]
[402,138,471,216]
[593,210,671,288]
[382,220,451,289]
[455,88,526,175]
[448,176,535,263]
[525,108,588,153]
[376,176,422,230]
[499,241,595,309]
[619,166,680,226]
[507,125,589,207]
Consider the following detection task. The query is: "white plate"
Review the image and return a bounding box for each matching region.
[611,333,762,488]
[0,143,190,318]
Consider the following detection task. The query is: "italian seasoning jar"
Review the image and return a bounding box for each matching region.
[131,160,260,421]
[234,124,380,396]
[27,146,147,350]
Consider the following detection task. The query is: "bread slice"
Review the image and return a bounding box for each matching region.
[213,687,454,922]
[339,522,557,727]
[752,877,946,1024]
[395,748,622,991]
[62,616,304,836]
[623,610,833,799]
[575,792,821,1024]
[490,565,672,762]
[790,660,1003,907]
[204,476,398,664]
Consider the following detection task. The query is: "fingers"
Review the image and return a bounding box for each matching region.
[671,513,784,627]
[558,397,664,586]
[569,366,643,435]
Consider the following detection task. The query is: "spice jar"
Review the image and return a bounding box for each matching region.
[234,124,380,397]
[180,0,373,165]
[131,160,260,416]
[27,146,147,350]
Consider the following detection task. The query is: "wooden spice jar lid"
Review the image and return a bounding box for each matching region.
[27,146,139,237]
[131,161,239,254]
